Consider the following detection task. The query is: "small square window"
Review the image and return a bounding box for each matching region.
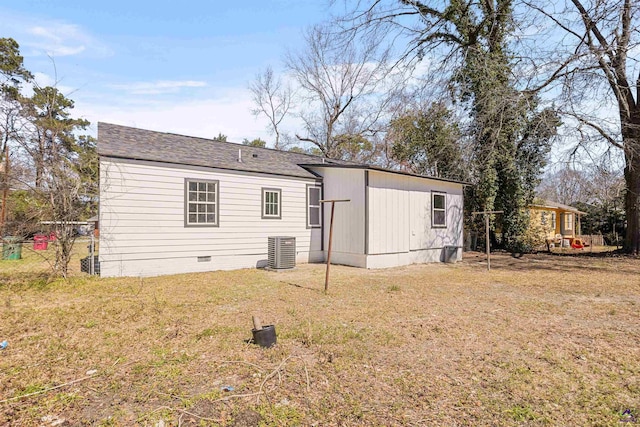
[262,188,282,219]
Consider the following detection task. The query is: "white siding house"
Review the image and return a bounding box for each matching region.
[100,159,323,277]
[98,123,466,277]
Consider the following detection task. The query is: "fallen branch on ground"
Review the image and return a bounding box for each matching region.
[0,373,97,404]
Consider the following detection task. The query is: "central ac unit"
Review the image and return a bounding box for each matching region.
[268,236,296,269]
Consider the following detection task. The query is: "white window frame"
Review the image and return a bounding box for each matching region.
[185,178,219,227]
[431,192,447,228]
[307,184,322,228]
[262,188,282,219]
[564,213,573,231]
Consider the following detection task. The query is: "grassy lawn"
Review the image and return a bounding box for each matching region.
[1,246,639,426]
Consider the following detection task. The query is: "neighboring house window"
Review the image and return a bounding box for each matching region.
[564,213,573,231]
[432,192,446,227]
[262,188,281,219]
[541,211,548,226]
[185,179,219,227]
[307,185,322,228]
[551,212,556,228]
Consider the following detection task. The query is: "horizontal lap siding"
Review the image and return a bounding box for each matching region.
[100,158,321,276]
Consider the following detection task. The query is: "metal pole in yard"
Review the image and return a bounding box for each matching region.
[320,199,350,294]
[472,210,504,271]
[90,233,95,275]
[325,201,336,293]
[0,145,9,234]
[485,214,490,271]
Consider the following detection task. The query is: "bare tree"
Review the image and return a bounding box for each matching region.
[285,24,395,159]
[249,66,294,150]
[537,168,592,205]
[523,0,640,253]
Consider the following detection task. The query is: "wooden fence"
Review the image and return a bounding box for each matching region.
[576,234,605,246]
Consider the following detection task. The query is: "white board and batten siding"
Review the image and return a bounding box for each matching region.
[307,167,367,268]
[100,158,322,277]
[308,167,465,269]
[366,170,464,269]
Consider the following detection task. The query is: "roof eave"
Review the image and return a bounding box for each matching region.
[299,163,470,186]
[529,204,587,215]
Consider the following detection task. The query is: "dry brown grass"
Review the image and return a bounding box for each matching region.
[1,246,639,426]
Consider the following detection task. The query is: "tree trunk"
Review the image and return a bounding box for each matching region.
[623,133,640,254]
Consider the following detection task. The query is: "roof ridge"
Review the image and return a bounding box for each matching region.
[98,122,327,180]
[100,121,334,162]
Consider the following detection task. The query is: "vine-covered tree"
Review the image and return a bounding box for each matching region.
[338,0,639,253]
[339,0,560,251]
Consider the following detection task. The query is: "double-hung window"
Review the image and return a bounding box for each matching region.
[262,188,281,219]
[432,192,447,228]
[185,179,219,227]
[563,213,573,231]
[307,185,322,228]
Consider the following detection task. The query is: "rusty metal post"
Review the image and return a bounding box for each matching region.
[320,199,350,294]
[472,210,503,272]
[0,144,9,234]
[485,213,490,271]
[324,201,336,293]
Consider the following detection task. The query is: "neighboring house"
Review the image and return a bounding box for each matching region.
[529,199,586,244]
[98,123,466,277]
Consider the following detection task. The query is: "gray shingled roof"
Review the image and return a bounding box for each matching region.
[98,122,469,185]
[98,122,357,179]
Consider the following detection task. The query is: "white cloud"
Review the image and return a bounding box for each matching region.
[17,72,77,99]
[75,87,279,144]
[110,80,208,95]
[0,12,111,58]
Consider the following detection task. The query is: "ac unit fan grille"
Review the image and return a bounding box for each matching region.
[268,236,296,269]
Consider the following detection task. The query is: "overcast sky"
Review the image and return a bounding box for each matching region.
[0,1,340,144]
